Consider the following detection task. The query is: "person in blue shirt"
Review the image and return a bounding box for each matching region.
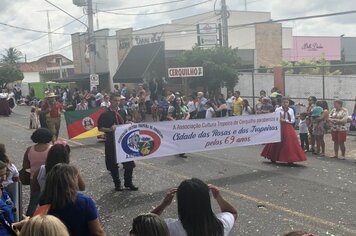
[0,161,16,236]
[39,163,106,236]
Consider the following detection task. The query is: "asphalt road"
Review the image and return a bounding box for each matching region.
[1,106,356,236]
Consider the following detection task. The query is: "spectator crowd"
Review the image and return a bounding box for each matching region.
[1,82,355,235]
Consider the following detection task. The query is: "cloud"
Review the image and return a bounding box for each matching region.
[1,0,356,61]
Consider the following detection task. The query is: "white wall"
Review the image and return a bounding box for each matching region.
[285,74,356,112]
[107,37,119,92]
[225,72,356,112]
[23,72,40,83]
[21,83,30,97]
[282,28,293,49]
[229,26,256,49]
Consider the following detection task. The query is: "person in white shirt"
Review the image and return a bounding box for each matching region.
[299,112,309,152]
[167,91,175,102]
[241,99,253,116]
[75,98,88,111]
[261,97,307,164]
[151,178,237,236]
[205,101,215,119]
[0,143,19,202]
[113,84,120,94]
[62,88,68,106]
[186,95,196,119]
[225,91,235,117]
[95,91,104,107]
[196,92,208,119]
[100,95,111,108]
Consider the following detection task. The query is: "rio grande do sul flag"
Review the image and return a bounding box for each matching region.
[64,107,106,139]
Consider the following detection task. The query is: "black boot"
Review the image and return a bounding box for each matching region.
[110,167,123,191]
[124,168,138,191]
[178,153,187,158]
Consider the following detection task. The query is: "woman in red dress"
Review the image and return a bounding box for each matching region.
[261,97,307,164]
[0,91,11,116]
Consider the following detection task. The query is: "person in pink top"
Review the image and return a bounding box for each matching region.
[22,128,52,216]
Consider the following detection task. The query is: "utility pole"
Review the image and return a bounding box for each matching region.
[244,0,247,11]
[87,0,96,83]
[95,3,100,30]
[221,0,229,47]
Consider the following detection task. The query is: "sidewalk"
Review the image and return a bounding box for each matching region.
[317,133,356,160]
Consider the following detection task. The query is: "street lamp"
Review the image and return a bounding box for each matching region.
[73,0,87,6]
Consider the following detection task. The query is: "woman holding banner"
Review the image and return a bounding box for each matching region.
[167,97,190,158]
[261,97,307,164]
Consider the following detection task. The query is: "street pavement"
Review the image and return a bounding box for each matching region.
[1,106,356,236]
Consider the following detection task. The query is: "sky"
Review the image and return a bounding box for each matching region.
[1,0,356,62]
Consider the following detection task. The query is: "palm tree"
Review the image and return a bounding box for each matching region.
[1,47,23,64]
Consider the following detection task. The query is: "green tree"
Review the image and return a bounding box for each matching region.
[0,65,24,89]
[175,47,239,97]
[283,57,342,75]
[1,47,23,64]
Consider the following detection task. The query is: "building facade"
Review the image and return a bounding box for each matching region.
[71,10,293,91]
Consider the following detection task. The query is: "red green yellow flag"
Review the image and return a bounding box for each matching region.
[64,107,106,139]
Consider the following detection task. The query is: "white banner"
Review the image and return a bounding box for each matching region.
[115,113,281,163]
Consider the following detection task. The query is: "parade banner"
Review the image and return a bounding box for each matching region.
[115,112,281,163]
[64,107,106,139]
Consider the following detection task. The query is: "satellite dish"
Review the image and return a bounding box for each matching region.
[73,0,87,7]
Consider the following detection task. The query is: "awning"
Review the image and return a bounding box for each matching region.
[51,72,109,82]
[113,42,165,83]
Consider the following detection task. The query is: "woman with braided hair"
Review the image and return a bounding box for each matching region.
[261,97,307,164]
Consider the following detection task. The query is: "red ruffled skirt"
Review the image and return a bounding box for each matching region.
[261,123,307,163]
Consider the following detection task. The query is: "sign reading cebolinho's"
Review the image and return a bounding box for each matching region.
[168,67,204,78]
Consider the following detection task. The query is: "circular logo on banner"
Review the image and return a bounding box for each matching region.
[121,129,161,157]
[82,117,94,130]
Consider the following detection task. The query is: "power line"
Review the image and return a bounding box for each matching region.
[44,0,88,28]
[100,0,211,16]
[0,22,71,35]
[244,0,265,5]
[26,9,356,61]
[94,15,218,38]
[27,43,73,61]
[75,9,356,40]
[100,0,186,11]
[230,10,356,29]
[25,30,91,61]
[94,13,219,39]
[14,15,85,49]
[9,17,85,52]
[171,14,221,27]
